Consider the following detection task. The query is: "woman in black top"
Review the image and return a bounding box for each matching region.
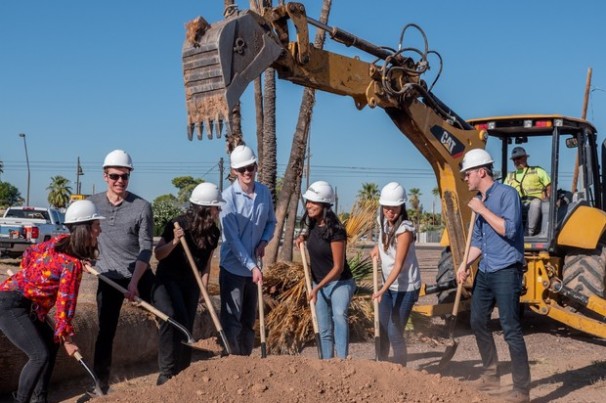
[296,181,356,359]
[152,183,223,385]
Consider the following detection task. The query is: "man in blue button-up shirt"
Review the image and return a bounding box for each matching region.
[456,149,530,403]
[219,145,276,356]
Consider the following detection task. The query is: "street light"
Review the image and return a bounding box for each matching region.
[18,133,30,206]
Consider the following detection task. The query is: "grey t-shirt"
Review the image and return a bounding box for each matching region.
[88,192,153,279]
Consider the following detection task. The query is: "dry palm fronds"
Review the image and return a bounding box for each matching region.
[261,260,373,355]
[343,200,377,247]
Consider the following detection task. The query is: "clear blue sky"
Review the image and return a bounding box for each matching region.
[1,1,605,214]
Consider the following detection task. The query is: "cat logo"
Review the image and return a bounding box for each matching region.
[430,126,465,158]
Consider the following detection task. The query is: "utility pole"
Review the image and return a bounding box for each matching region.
[572,67,592,193]
[334,186,338,215]
[18,133,30,206]
[76,156,84,195]
[305,135,311,190]
[218,157,224,192]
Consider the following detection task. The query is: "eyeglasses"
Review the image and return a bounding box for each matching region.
[236,164,256,174]
[107,173,130,181]
[463,169,479,179]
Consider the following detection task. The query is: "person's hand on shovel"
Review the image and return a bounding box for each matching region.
[62,336,80,357]
[456,261,470,285]
[370,246,384,303]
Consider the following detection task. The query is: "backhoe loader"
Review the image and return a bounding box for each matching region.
[181,3,606,338]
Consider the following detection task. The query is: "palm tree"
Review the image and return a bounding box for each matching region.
[47,176,72,209]
[432,186,440,226]
[408,187,422,225]
[265,0,333,263]
[357,183,380,205]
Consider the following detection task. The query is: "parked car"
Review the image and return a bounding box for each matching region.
[0,206,68,258]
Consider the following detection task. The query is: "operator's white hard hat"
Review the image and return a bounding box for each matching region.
[189,182,225,206]
[303,181,335,205]
[103,149,134,170]
[379,182,407,206]
[230,145,257,169]
[64,200,106,224]
[460,149,494,172]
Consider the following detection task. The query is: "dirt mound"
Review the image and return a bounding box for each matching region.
[96,354,496,403]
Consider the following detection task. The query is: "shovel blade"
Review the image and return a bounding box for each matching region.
[438,340,458,368]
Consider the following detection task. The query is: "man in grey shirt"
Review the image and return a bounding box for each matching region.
[87,149,154,394]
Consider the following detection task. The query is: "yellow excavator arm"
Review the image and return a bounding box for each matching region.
[182,3,486,269]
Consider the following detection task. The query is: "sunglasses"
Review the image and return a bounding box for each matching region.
[107,173,130,181]
[236,164,256,174]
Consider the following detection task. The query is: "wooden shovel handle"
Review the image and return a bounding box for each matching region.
[84,264,171,322]
[173,222,223,331]
[299,242,320,333]
[452,211,477,315]
[372,256,380,337]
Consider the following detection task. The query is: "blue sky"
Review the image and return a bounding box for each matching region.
[1,1,605,214]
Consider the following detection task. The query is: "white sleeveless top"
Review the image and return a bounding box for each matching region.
[377,217,421,292]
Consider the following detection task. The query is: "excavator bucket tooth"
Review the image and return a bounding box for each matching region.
[187,123,194,141]
[182,10,283,140]
[196,122,204,140]
[215,117,223,139]
[206,118,214,139]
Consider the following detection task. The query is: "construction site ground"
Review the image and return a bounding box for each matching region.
[2,245,606,402]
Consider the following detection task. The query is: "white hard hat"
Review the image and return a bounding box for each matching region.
[460,148,494,172]
[103,149,134,170]
[379,182,407,206]
[303,181,335,205]
[64,200,105,224]
[230,145,257,169]
[189,182,225,206]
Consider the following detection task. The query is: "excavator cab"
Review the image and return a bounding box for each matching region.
[468,115,605,252]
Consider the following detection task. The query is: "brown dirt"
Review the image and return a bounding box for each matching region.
[2,247,606,402]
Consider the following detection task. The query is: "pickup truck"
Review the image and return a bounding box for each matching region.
[0,206,68,258]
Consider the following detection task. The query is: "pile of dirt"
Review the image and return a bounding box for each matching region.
[96,354,496,403]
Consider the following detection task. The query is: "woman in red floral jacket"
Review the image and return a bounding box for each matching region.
[0,200,104,403]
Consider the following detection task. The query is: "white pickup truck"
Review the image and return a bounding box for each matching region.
[0,206,69,258]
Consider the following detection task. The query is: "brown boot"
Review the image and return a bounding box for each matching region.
[501,389,530,403]
[470,374,500,393]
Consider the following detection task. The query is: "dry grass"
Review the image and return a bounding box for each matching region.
[261,261,373,355]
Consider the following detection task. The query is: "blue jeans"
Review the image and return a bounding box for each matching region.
[470,267,530,393]
[219,269,258,356]
[0,291,59,403]
[314,278,356,359]
[378,288,419,366]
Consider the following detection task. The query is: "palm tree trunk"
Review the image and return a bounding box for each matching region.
[279,188,301,261]
[260,67,277,198]
[265,0,333,263]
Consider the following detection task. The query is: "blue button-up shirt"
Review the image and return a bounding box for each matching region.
[220,180,276,277]
[471,181,524,272]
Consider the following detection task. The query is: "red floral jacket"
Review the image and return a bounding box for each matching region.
[0,235,83,341]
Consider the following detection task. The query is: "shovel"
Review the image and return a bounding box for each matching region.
[84,265,206,351]
[5,269,105,398]
[257,256,267,358]
[439,211,477,368]
[74,351,105,397]
[372,256,380,361]
[299,242,323,359]
[173,222,232,355]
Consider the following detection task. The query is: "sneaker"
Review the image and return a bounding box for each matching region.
[156,373,173,386]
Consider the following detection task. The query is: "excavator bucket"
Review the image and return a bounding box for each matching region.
[182,11,283,140]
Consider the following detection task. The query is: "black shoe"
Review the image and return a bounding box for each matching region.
[156,373,173,386]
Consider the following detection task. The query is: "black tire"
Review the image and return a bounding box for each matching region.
[562,242,606,299]
[436,247,456,304]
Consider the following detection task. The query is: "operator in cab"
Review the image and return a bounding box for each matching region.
[505,147,551,236]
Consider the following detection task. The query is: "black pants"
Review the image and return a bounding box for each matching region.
[152,276,200,377]
[93,270,154,386]
[0,291,59,403]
